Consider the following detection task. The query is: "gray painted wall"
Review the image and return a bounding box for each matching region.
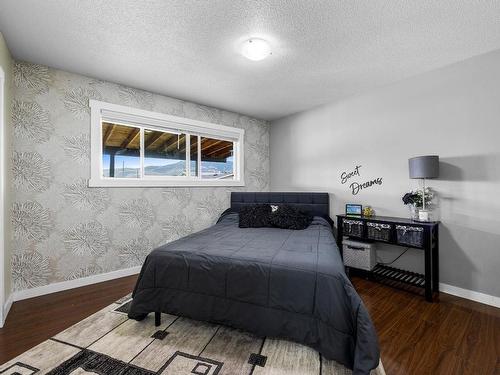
[11,61,269,292]
[270,49,500,298]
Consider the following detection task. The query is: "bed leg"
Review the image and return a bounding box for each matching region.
[155,311,161,327]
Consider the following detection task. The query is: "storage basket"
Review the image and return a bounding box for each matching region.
[343,238,376,271]
[366,222,391,242]
[342,219,364,237]
[396,225,424,247]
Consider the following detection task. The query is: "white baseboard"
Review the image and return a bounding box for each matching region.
[440,282,500,309]
[12,266,141,303]
[1,293,13,328]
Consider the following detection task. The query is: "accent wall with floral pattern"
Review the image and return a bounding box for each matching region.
[11,61,269,292]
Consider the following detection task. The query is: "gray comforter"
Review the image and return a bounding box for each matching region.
[128,212,379,374]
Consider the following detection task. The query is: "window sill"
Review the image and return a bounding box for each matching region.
[88,178,245,188]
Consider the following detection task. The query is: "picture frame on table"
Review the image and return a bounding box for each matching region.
[346,203,363,216]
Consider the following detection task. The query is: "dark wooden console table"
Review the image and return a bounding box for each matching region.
[337,214,439,302]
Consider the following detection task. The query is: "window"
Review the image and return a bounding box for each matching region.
[89,100,244,187]
[143,129,187,177]
[102,123,140,178]
[200,137,234,179]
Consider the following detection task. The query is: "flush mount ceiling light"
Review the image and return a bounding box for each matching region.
[241,38,271,61]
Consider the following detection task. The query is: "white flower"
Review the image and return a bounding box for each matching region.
[194,105,220,123]
[161,214,194,242]
[12,201,53,241]
[119,198,154,229]
[118,87,154,110]
[63,87,102,119]
[63,134,90,164]
[12,100,53,142]
[64,221,110,256]
[197,194,227,218]
[250,167,268,190]
[119,237,152,267]
[249,143,270,162]
[161,188,192,202]
[12,251,51,290]
[63,265,102,281]
[63,178,110,211]
[13,61,51,94]
[245,119,268,144]
[13,151,52,192]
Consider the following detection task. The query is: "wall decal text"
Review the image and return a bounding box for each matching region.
[340,165,383,195]
[350,178,383,195]
[340,165,362,184]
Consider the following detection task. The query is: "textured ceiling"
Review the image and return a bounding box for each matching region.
[1,1,500,120]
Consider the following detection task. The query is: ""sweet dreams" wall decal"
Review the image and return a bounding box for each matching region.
[340,165,383,195]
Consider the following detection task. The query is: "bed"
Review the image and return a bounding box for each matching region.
[128,192,379,375]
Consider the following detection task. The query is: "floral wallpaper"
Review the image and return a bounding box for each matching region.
[11,61,270,292]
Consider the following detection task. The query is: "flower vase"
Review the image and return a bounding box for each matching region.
[409,205,419,221]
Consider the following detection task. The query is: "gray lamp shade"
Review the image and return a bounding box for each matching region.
[409,155,439,179]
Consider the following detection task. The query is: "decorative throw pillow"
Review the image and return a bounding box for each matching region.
[269,204,313,230]
[238,204,272,228]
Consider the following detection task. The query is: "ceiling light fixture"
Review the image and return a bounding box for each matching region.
[241,38,271,61]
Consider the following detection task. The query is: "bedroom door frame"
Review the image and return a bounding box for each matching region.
[0,66,5,327]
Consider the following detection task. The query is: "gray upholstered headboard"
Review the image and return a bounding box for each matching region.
[230,192,331,221]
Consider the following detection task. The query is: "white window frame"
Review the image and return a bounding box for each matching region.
[89,100,244,187]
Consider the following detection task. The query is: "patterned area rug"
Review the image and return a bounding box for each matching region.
[0,294,385,375]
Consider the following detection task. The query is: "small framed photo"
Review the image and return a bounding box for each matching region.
[346,204,362,216]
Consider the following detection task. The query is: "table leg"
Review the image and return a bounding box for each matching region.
[432,226,439,293]
[337,219,344,260]
[424,232,433,302]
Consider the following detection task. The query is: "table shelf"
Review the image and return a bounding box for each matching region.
[336,214,439,302]
[372,264,425,288]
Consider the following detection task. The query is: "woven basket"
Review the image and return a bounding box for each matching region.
[342,219,364,237]
[366,222,391,242]
[396,225,424,247]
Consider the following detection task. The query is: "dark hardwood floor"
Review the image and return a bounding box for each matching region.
[1,275,498,374]
[0,275,138,364]
[353,277,500,375]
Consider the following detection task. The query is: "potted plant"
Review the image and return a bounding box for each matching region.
[402,188,434,220]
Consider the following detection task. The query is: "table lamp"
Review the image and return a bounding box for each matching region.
[408,155,439,221]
